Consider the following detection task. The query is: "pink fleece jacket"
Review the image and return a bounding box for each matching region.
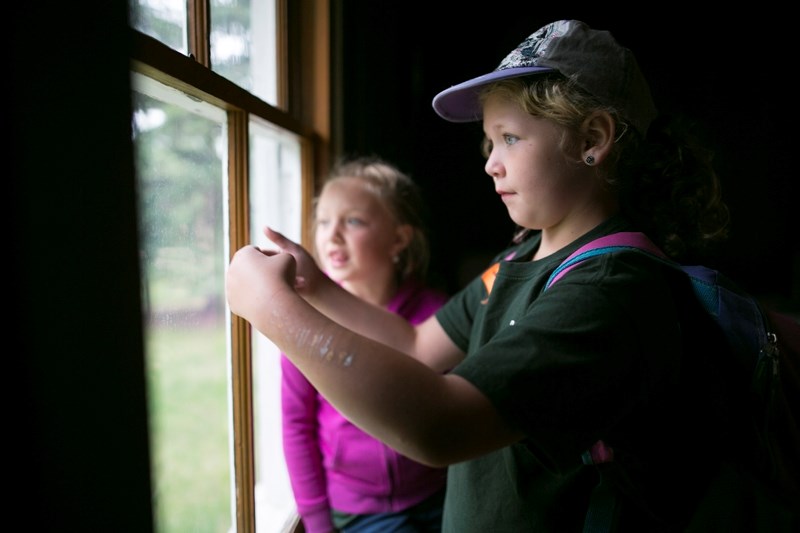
[280,279,449,533]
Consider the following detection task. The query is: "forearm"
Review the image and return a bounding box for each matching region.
[305,273,419,355]
[260,227,420,354]
[226,247,515,463]
[258,286,517,466]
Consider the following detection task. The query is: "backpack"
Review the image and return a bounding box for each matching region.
[543,231,800,532]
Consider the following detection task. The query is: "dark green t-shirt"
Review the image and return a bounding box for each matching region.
[436,217,726,532]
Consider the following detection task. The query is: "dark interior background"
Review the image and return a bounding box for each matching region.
[8,3,798,531]
[336,3,799,312]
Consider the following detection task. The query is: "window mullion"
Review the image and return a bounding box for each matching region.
[187,0,211,67]
[227,109,256,533]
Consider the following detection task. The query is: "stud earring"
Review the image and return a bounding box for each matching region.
[585,155,595,166]
[392,255,400,264]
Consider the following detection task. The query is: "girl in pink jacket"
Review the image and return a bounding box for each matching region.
[281,156,448,533]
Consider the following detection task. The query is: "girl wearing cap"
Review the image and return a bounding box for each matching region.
[227,19,790,532]
[281,156,448,533]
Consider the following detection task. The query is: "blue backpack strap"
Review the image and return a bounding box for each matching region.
[546,233,760,349]
[546,233,720,320]
[545,232,667,290]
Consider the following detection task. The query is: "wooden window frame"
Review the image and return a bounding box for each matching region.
[129,1,330,530]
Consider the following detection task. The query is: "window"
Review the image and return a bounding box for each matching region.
[129,1,330,531]
[132,75,233,532]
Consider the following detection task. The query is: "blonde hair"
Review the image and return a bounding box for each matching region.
[314,156,431,282]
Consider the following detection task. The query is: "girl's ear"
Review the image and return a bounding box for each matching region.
[581,111,616,165]
[391,223,413,258]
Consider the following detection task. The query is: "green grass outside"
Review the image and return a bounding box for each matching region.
[146,323,232,532]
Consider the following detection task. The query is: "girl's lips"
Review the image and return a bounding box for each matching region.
[496,189,514,201]
[326,250,348,267]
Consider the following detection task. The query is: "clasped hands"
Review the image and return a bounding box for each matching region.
[225,227,319,323]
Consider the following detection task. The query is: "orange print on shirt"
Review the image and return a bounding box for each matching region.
[481,262,501,304]
[480,251,517,304]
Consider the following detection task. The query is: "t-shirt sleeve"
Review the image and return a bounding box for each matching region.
[435,273,487,352]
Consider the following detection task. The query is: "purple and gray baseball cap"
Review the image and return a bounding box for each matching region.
[432,19,658,136]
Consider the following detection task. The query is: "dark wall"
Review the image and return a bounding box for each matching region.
[337,3,799,312]
[10,2,153,531]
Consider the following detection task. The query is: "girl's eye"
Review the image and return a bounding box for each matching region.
[346,217,365,226]
[503,134,518,146]
[482,134,517,157]
[481,137,493,158]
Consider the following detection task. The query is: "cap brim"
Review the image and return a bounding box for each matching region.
[432,66,555,122]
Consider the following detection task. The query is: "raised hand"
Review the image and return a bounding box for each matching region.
[225,244,297,325]
[263,226,326,295]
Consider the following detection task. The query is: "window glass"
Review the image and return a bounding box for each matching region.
[210,0,278,106]
[130,0,188,55]
[131,73,233,533]
[129,0,322,528]
[249,116,302,531]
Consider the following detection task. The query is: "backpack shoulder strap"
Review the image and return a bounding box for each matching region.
[555,232,800,531]
[547,232,678,533]
[545,231,669,290]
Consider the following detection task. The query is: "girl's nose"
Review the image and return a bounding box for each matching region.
[485,154,503,179]
[327,220,344,242]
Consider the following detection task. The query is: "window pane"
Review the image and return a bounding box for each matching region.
[249,116,302,531]
[130,0,188,55]
[132,73,233,533]
[210,0,278,106]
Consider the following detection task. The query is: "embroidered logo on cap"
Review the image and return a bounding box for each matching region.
[497,20,570,70]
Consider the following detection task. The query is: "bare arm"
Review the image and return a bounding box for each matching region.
[264,227,462,372]
[226,245,523,466]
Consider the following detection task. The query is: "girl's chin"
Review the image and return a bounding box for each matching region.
[324,267,349,282]
[325,262,348,271]
[507,213,529,228]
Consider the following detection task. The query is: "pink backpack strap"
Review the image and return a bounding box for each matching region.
[546,231,668,288]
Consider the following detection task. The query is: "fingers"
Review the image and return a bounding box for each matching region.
[231,244,297,277]
[237,245,265,259]
[264,226,292,248]
[234,244,279,262]
[260,227,311,289]
[256,247,280,257]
